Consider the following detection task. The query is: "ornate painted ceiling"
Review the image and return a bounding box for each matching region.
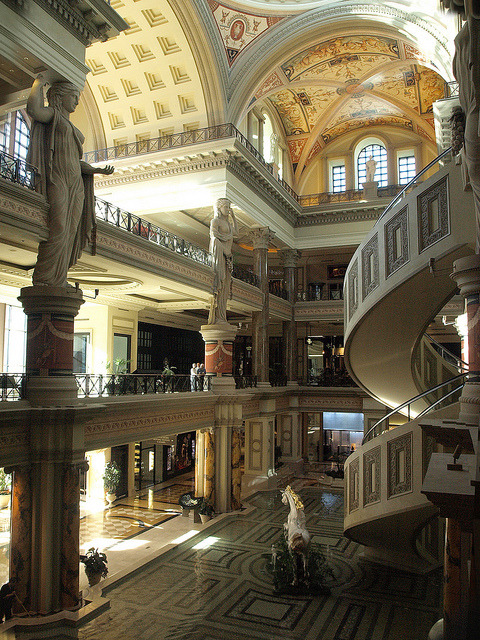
[249,34,446,175]
[80,0,450,181]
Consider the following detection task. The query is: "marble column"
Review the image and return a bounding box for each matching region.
[231,428,242,510]
[201,323,238,394]
[281,249,300,384]
[251,228,275,385]
[203,429,215,505]
[18,286,84,405]
[9,407,85,615]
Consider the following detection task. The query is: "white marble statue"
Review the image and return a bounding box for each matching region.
[26,75,114,287]
[365,155,377,182]
[208,198,238,325]
[281,485,311,586]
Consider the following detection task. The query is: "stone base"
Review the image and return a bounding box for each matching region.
[210,376,236,395]
[362,180,378,199]
[427,619,444,640]
[26,376,79,406]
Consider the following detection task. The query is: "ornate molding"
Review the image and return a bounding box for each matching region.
[280,248,301,268]
[349,456,359,512]
[363,446,381,506]
[251,227,275,250]
[418,175,450,252]
[362,233,379,300]
[296,207,382,227]
[385,206,409,277]
[387,432,413,498]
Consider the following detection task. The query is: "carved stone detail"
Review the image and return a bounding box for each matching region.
[251,227,275,250]
[385,206,409,277]
[387,432,413,498]
[363,446,381,506]
[280,249,301,269]
[348,258,359,320]
[362,233,379,300]
[418,175,449,252]
[349,457,359,512]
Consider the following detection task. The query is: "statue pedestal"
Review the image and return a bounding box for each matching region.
[201,322,238,392]
[18,285,84,405]
[362,180,378,199]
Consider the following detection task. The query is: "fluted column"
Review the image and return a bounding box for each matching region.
[251,227,275,385]
[281,249,300,384]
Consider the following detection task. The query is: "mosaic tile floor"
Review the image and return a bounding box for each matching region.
[79,487,442,640]
[80,504,179,549]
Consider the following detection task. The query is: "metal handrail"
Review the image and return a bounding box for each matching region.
[362,371,468,444]
[424,334,469,371]
[94,197,212,267]
[380,146,453,220]
[0,150,36,190]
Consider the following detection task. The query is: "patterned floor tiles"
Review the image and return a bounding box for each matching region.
[79,486,442,640]
[80,504,179,549]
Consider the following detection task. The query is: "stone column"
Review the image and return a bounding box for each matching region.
[201,323,238,394]
[18,286,84,405]
[203,429,215,505]
[251,228,275,386]
[9,407,85,615]
[281,249,300,385]
[231,428,242,510]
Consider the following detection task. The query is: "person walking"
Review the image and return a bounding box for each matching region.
[0,578,16,623]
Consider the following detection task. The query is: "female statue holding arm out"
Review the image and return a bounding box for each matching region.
[26,75,113,287]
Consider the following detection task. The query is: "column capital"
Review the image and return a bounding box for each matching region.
[251,227,275,250]
[280,248,301,269]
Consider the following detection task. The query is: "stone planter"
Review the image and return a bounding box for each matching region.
[105,492,116,507]
[0,492,10,509]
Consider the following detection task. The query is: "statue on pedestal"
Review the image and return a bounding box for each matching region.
[208,198,238,325]
[365,155,377,182]
[26,75,114,287]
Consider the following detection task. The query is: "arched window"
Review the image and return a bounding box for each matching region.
[14,112,30,161]
[357,143,387,187]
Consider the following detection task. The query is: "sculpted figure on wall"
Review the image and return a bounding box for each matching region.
[208,198,238,325]
[27,75,114,287]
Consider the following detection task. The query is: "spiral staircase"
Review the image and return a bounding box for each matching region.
[343,155,475,572]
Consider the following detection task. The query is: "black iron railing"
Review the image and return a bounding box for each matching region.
[94,197,212,266]
[269,374,288,387]
[0,150,35,189]
[75,373,211,397]
[234,375,257,389]
[304,370,356,388]
[0,374,26,401]
[232,264,259,288]
[269,281,289,300]
[85,123,298,201]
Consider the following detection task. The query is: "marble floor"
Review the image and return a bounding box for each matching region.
[77,481,442,640]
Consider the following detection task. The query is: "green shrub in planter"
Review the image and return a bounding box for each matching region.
[103,461,121,494]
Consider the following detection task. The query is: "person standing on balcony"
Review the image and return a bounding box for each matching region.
[26,75,114,287]
[208,198,238,324]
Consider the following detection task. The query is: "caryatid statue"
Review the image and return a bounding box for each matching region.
[208,198,238,325]
[441,0,480,251]
[26,75,114,287]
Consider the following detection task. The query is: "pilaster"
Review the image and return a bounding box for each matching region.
[251,227,275,383]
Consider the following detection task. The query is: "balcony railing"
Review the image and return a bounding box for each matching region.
[75,373,211,397]
[234,375,257,389]
[269,281,289,300]
[303,370,356,388]
[232,264,259,288]
[0,150,35,190]
[94,197,212,266]
[85,123,298,201]
[0,374,26,401]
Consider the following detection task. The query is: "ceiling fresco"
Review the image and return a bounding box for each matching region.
[252,34,447,174]
[207,0,286,66]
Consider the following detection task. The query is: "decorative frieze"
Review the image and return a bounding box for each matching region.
[385,206,409,277]
[348,258,359,320]
[387,432,413,498]
[363,446,381,506]
[418,175,449,252]
[349,457,359,512]
[362,233,379,300]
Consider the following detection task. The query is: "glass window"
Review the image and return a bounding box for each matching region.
[0,114,11,153]
[332,165,346,192]
[4,305,27,372]
[398,155,416,184]
[73,333,90,373]
[13,112,30,161]
[358,144,387,187]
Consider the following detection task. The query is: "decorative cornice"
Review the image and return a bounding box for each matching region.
[31,0,104,45]
[296,207,382,227]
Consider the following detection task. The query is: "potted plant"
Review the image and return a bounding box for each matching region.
[0,468,11,509]
[103,461,121,506]
[199,499,214,524]
[80,547,108,586]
